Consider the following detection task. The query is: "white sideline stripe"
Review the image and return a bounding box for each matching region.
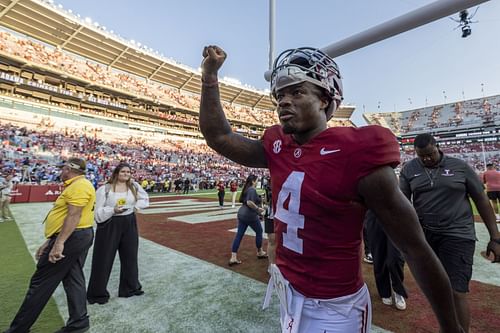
[140,205,231,215]
[141,199,241,224]
[472,223,500,286]
[228,221,269,240]
[148,199,217,207]
[169,208,239,224]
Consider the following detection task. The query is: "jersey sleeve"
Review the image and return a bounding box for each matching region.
[350,126,401,182]
[261,125,281,161]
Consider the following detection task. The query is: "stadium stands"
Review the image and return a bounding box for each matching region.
[365,94,499,172]
[364,95,500,135]
[0,29,354,138]
[0,115,268,191]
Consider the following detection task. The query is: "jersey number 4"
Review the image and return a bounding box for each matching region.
[275,171,305,254]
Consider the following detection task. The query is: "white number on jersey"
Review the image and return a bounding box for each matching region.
[275,171,305,254]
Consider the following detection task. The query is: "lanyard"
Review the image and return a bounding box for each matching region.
[424,167,439,187]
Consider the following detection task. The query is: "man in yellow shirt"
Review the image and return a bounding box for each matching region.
[5,158,95,333]
[141,178,149,190]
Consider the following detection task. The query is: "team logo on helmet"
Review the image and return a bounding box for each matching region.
[270,47,343,120]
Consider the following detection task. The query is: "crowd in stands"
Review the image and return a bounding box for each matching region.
[367,95,500,134]
[401,141,499,171]
[2,116,497,197]
[0,121,268,191]
[0,30,278,127]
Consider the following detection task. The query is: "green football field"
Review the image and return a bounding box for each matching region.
[0,215,64,332]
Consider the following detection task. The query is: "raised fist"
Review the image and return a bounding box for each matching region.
[201,45,227,76]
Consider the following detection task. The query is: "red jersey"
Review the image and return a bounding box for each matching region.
[230,181,238,192]
[262,125,400,299]
[217,183,225,192]
[482,169,500,192]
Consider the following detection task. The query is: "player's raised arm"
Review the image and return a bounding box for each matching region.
[199,45,267,168]
[358,166,464,333]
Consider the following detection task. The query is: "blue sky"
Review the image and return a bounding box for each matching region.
[55,0,500,125]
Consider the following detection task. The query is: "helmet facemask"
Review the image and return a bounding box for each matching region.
[270,47,343,120]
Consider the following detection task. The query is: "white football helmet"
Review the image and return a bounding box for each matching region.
[270,47,343,119]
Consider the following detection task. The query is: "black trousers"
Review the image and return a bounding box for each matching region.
[218,191,225,207]
[365,211,408,299]
[6,228,93,333]
[87,213,141,303]
[363,221,371,256]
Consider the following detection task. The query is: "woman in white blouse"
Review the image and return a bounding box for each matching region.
[87,163,149,305]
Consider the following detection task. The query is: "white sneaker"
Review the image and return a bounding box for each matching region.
[394,293,406,310]
[363,253,373,264]
[231,205,235,208]
[382,297,392,306]
[496,214,500,221]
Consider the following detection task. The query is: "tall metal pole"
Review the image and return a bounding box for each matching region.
[481,141,487,171]
[269,0,276,70]
[321,0,490,58]
[264,0,491,81]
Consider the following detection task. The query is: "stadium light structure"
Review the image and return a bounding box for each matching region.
[268,0,276,71]
[264,0,491,81]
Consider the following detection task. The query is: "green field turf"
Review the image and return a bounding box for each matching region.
[471,199,479,215]
[0,217,64,333]
[150,188,265,200]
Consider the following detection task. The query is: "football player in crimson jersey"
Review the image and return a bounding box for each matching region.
[199,45,464,333]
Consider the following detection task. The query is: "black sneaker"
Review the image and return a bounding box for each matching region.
[87,297,108,305]
[119,289,144,298]
[54,326,89,333]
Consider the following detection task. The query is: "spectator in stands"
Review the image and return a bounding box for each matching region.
[5,157,94,333]
[228,174,267,266]
[87,163,149,305]
[21,156,30,182]
[482,163,500,221]
[364,210,408,311]
[400,133,500,332]
[199,45,465,333]
[0,173,14,222]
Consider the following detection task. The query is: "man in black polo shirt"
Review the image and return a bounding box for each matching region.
[400,133,500,333]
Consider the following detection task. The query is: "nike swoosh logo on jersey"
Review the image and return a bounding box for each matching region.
[413,173,422,177]
[320,148,341,155]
